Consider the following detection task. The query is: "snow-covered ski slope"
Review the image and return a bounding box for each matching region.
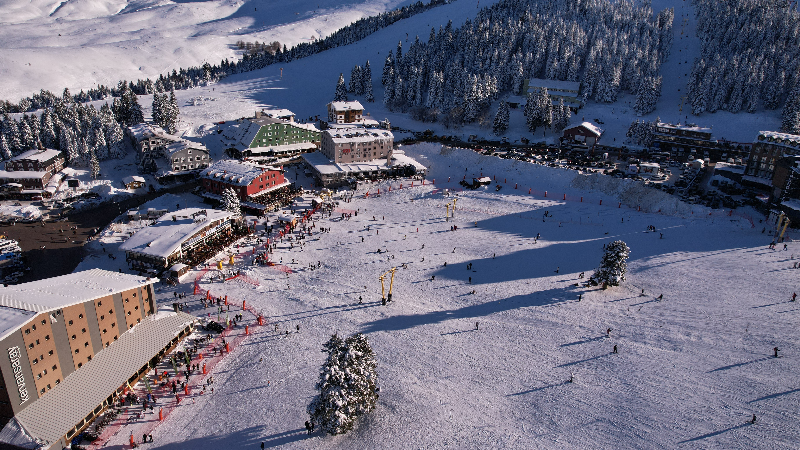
[1,0,782,144]
[94,143,798,449]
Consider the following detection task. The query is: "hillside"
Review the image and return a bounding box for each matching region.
[73,142,800,449]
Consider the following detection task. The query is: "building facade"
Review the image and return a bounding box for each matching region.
[164,141,212,174]
[746,131,800,182]
[0,148,65,191]
[200,160,287,201]
[327,101,364,124]
[0,270,195,449]
[562,122,603,147]
[126,124,182,163]
[320,127,394,164]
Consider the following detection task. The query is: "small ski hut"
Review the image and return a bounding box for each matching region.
[563,122,603,147]
[168,263,190,279]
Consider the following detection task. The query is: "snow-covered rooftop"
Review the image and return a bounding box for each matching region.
[0,170,48,179]
[260,109,295,120]
[122,175,145,185]
[524,78,581,93]
[200,160,280,186]
[656,122,713,134]
[757,131,800,150]
[565,122,603,136]
[8,148,61,163]
[127,123,180,143]
[165,140,208,155]
[324,127,393,144]
[0,269,154,316]
[0,306,36,344]
[328,100,364,111]
[303,149,425,175]
[119,208,236,259]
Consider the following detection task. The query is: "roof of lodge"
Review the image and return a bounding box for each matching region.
[0,269,154,315]
[119,208,236,260]
[323,127,393,144]
[0,270,155,341]
[6,310,196,447]
[8,149,62,163]
[200,160,281,186]
[328,101,364,111]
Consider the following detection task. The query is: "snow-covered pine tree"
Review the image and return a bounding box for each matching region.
[0,135,11,161]
[90,117,109,160]
[589,240,630,289]
[59,127,78,163]
[307,333,378,435]
[383,68,395,108]
[381,52,394,86]
[492,101,509,135]
[89,149,100,179]
[18,118,34,151]
[152,93,165,129]
[164,91,179,134]
[128,92,145,126]
[781,83,800,134]
[349,65,362,94]
[334,73,348,101]
[221,187,242,215]
[361,61,373,99]
[39,109,57,149]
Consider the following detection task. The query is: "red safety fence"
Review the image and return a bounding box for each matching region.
[88,296,261,449]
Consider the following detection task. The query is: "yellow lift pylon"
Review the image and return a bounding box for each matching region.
[379,267,397,303]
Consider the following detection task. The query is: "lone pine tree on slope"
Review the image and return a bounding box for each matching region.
[589,240,630,289]
[221,187,241,215]
[308,333,378,435]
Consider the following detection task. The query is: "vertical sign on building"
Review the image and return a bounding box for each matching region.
[8,346,30,405]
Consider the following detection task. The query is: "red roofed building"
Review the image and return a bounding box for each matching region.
[199,159,288,201]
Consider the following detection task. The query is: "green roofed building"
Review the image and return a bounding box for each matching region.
[223,111,321,161]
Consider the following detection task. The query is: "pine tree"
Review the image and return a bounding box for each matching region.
[152,93,165,129]
[334,73,348,101]
[349,65,362,94]
[0,135,11,161]
[781,84,800,134]
[361,61,373,99]
[381,52,394,86]
[589,240,630,289]
[128,94,145,125]
[89,149,100,179]
[222,187,241,215]
[59,127,78,162]
[492,101,509,135]
[308,333,378,435]
[164,91,179,134]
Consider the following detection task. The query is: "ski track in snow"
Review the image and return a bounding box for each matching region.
[86,143,800,449]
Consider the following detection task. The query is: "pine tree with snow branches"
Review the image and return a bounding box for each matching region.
[492,101,509,135]
[308,333,379,435]
[361,61,373,100]
[350,65,362,94]
[334,73,348,101]
[221,187,241,216]
[589,240,630,289]
[89,149,100,179]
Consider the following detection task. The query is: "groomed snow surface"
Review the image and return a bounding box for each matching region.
[96,143,798,449]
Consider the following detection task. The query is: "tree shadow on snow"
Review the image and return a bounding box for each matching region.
[149,425,310,449]
[677,422,750,445]
[426,203,763,286]
[360,286,579,334]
